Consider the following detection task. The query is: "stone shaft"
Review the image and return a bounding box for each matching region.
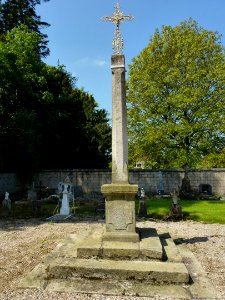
[111,54,128,183]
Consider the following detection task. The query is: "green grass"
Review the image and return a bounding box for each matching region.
[2,198,225,224]
[143,199,225,224]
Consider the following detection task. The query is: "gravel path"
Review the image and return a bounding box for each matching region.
[0,219,224,299]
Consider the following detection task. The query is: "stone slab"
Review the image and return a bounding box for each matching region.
[76,228,103,258]
[46,279,192,299]
[162,236,183,262]
[49,258,189,284]
[140,228,163,260]
[102,240,140,259]
[20,263,48,289]
[101,183,138,194]
[178,244,219,299]
[102,230,140,243]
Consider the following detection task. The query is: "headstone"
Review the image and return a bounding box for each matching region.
[27,182,37,201]
[179,167,193,199]
[167,188,183,220]
[60,176,72,216]
[138,188,147,217]
[1,192,11,217]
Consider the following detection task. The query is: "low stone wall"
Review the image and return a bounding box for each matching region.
[1,169,225,197]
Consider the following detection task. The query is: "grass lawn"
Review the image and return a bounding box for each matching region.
[144,198,225,224]
[2,197,225,224]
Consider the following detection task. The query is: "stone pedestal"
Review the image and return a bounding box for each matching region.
[101,184,139,242]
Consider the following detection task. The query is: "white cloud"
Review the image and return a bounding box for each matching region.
[74,57,108,68]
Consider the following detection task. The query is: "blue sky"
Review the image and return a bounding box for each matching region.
[37,0,225,118]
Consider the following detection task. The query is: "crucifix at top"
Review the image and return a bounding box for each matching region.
[101,2,134,55]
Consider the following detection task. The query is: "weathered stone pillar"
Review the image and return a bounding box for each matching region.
[101,54,139,243]
[111,54,128,184]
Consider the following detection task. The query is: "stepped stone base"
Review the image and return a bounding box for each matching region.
[76,227,163,260]
[20,225,218,299]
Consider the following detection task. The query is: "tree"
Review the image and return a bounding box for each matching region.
[0,25,111,174]
[127,19,225,168]
[0,0,50,56]
[0,25,44,173]
[37,68,111,169]
[0,26,111,172]
[0,25,43,112]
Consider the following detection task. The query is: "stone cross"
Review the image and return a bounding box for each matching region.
[101,4,138,243]
[101,2,133,54]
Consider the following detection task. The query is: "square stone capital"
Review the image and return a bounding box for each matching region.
[101,183,138,195]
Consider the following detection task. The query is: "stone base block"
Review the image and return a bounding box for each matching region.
[101,183,138,242]
[76,227,163,261]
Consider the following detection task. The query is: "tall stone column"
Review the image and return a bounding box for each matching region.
[111,54,128,184]
[101,54,139,243]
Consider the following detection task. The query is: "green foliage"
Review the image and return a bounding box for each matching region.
[0,25,111,173]
[144,199,225,224]
[0,0,50,56]
[37,70,111,169]
[127,19,225,168]
[0,25,43,173]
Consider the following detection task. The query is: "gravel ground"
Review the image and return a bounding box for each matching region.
[0,218,224,300]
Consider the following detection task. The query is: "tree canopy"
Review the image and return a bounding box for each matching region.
[0,25,111,174]
[0,0,50,56]
[127,19,225,168]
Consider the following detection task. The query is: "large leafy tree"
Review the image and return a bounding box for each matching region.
[0,25,111,173]
[0,0,50,56]
[0,25,44,173]
[38,66,111,169]
[127,19,225,168]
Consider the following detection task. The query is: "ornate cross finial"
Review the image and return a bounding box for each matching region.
[101,3,134,55]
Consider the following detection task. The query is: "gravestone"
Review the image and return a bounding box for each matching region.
[166,188,183,220]
[27,182,37,201]
[138,188,148,217]
[179,166,193,199]
[1,192,11,217]
[60,176,72,216]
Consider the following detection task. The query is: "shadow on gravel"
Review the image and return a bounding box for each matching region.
[174,236,209,244]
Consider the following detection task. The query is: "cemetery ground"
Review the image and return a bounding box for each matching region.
[0,200,225,299]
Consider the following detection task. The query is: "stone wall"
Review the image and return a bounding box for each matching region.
[0,173,20,196]
[1,169,225,196]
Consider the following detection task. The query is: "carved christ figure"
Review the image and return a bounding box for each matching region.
[101,3,133,54]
